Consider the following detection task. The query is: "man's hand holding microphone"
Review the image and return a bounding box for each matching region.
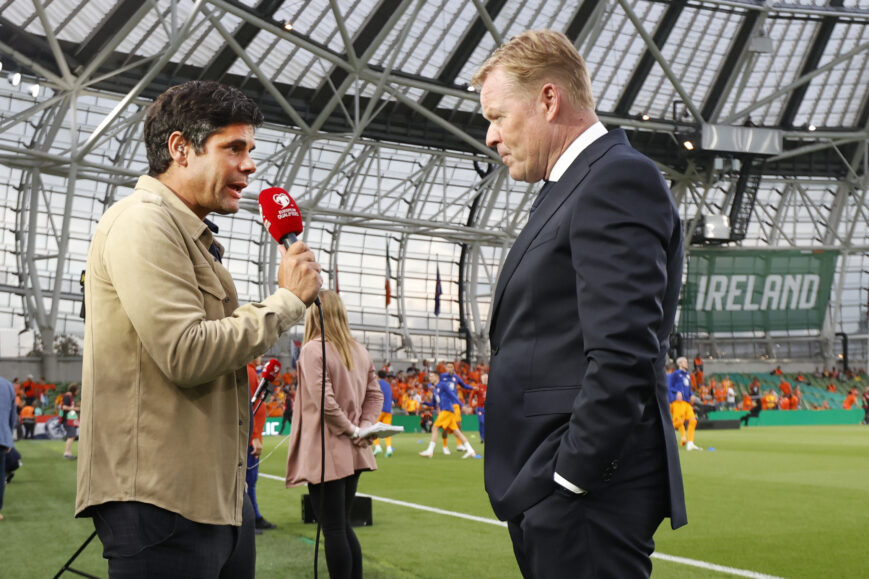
[278,242,321,307]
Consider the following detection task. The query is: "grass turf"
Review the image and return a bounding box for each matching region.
[1,425,866,578]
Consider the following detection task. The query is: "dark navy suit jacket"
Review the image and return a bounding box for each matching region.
[484,129,687,529]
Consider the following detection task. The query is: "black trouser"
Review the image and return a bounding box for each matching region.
[307,471,363,579]
[507,448,667,579]
[91,496,255,579]
[22,419,35,439]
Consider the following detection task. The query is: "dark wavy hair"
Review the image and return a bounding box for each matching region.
[144,81,264,176]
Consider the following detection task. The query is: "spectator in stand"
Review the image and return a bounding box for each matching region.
[21,375,36,405]
[771,366,783,376]
[670,392,702,451]
[794,372,806,383]
[724,377,736,410]
[740,393,754,411]
[861,387,869,425]
[36,377,56,407]
[693,354,703,372]
[813,367,823,378]
[749,377,761,403]
[286,290,382,579]
[247,356,276,534]
[691,367,705,393]
[61,384,80,460]
[372,370,394,458]
[842,388,858,410]
[19,402,36,439]
[712,378,727,410]
[779,395,791,411]
[827,382,837,393]
[790,386,802,410]
[699,382,714,406]
[762,389,779,411]
[779,378,792,397]
[277,384,294,436]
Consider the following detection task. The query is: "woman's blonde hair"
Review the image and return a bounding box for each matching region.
[303,290,357,370]
[471,29,595,111]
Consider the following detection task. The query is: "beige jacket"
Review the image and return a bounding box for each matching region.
[285,339,383,486]
[76,175,306,526]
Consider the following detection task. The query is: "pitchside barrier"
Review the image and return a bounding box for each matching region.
[706,408,864,426]
[262,414,480,436]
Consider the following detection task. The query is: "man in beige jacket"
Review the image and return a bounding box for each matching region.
[75,81,321,578]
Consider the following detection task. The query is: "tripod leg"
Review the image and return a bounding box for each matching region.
[53,530,102,579]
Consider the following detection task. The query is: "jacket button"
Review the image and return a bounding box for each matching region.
[239,420,243,426]
[223,297,231,303]
[492,346,500,356]
[238,461,243,467]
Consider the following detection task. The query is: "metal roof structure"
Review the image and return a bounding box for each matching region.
[1,0,867,376]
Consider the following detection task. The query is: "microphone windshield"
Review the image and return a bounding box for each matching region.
[261,358,282,382]
[259,187,303,244]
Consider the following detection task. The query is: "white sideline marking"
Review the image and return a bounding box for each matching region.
[260,473,785,578]
[650,553,785,579]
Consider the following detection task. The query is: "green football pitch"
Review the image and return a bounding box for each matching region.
[1,425,866,578]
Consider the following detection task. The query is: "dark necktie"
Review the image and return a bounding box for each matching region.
[529,180,554,217]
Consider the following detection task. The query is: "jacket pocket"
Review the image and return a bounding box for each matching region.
[194,263,227,301]
[523,386,581,416]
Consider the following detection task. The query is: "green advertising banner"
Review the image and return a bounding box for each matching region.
[680,249,838,333]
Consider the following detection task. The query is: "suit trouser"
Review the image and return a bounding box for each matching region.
[91,496,256,579]
[507,447,668,579]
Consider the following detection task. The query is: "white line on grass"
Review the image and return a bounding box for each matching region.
[260,473,785,579]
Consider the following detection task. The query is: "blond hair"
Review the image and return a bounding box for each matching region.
[471,29,595,111]
[303,290,357,370]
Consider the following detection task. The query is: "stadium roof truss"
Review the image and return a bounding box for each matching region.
[0,0,867,374]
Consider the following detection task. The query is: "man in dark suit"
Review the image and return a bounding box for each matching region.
[471,30,687,578]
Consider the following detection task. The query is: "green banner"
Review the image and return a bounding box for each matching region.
[680,249,838,333]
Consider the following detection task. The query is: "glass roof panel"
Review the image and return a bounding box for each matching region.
[174,13,244,68]
[369,0,478,79]
[717,14,819,126]
[631,5,743,120]
[288,0,369,53]
[794,19,868,128]
[51,0,106,43]
[228,30,324,88]
[585,1,667,114]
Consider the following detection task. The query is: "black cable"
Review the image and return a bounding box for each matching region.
[314,299,326,579]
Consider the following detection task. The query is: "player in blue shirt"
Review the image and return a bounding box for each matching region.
[439,362,476,452]
[419,373,476,459]
[372,370,394,457]
[668,356,693,403]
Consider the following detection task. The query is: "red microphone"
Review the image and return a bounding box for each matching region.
[258,186,321,307]
[251,358,281,407]
[259,187,303,248]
